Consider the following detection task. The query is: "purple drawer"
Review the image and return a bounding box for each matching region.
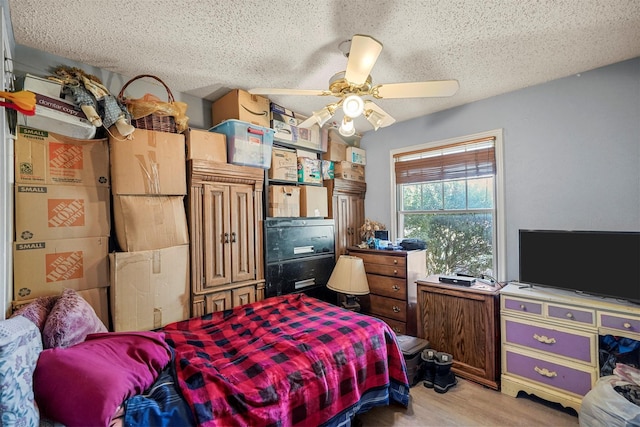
[548,305,593,325]
[504,297,542,315]
[504,320,592,363]
[600,314,640,334]
[505,350,593,396]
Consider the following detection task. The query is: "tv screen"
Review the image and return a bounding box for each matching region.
[519,230,640,304]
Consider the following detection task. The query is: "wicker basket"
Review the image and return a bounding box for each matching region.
[118,74,177,133]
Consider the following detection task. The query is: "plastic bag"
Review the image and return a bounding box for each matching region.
[124,93,189,132]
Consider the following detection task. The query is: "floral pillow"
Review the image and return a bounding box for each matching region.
[11,295,59,332]
[0,315,43,426]
[42,288,107,349]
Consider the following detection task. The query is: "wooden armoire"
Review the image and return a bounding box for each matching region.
[187,159,265,316]
[325,178,366,255]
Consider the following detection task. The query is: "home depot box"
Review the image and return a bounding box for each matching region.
[212,89,270,128]
[14,125,109,186]
[13,236,109,301]
[109,128,186,195]
[334,161,365,182]
[346,146,366,165]
[12,287,110,329]
[112,195,189,252]
[268,185,300,217]
[110,244,190,332]
[185,128,227,162]
[14,184,110,242]
[269,147,298,181]
[297,157,322,184]
[300,185,328,217]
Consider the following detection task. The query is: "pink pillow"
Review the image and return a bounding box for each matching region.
[11,295,59,332]
[42,288,107,348]
[34,331,171,427]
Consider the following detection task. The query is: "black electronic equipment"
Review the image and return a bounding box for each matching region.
[374,230,389,240]
[400,238,426,250]
[519,229,640,304]
[438,275,476,286]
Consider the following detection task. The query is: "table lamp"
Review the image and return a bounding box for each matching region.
[327,255,369,311]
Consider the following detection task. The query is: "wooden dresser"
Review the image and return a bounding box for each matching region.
[416,276,501,390]
[347,247,426,336]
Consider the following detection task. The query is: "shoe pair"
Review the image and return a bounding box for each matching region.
[420,348,458,393]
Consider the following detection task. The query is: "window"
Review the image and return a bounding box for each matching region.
[392,130,505,279]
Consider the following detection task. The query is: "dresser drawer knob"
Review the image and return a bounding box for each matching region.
[519,304,526,311]
[533,333,556,344]
[566,312,574,319]
[393,306,401,313]
[534,366,557,378]
[392,285,400,292]
[393,259,398,264]
[393,326,401,333]
[624,322,632,329]
[393,269,398,275]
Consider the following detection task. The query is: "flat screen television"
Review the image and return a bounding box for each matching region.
[518,229,640,304]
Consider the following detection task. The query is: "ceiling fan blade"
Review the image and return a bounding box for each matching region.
[374,80,460,99]
[297,116,319,129]
[248,88,327,96]
[344,34,383,86]
[364,100,396,129]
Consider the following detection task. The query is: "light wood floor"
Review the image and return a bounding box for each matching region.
[356,378,580,426]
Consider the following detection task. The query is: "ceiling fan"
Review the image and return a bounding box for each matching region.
[248,34,460,136]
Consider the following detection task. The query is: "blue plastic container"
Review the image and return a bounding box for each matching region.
[209,119,274,169]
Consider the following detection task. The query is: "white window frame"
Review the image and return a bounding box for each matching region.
[389,129,506,281]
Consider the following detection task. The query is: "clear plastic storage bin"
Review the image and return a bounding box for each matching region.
[209,119,274,169]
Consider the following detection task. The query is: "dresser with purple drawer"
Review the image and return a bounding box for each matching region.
[500,283,640,413]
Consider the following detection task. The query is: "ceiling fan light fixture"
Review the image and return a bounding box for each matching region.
[342,95,364,118]
[339,116,355,137]
[365,109,385,131]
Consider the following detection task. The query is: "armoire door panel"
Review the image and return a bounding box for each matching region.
[203,183,231,288]
[230,186,255,282]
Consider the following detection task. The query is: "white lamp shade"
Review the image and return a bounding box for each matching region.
[327,255,369,295]
[339,116,355,137]
[342,95,365,118]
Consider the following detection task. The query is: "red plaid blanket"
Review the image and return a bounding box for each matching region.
[162,294,409,427]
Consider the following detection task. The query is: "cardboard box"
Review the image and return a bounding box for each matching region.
[18,105,97,140]
[109,128,186,195]
[13,236,109,301]
[22,73,65,99]
[110,244,190,332]
[322,137,348,162]
[268,185,300,217]
[300,185,328,217]
[334,161,366,182]
[14,184,111,242]
[212,89,270,128]
[14,125,109,186]
[112,195,189,252]
[346,146,366,165]
[297,157,322,184]
[185,128,227,162]
[269,147,298,182]
[12,287,110,329]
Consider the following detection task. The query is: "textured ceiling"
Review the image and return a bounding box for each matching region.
[7,0,640,130]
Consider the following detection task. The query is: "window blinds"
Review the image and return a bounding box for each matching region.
[394,136,496,184]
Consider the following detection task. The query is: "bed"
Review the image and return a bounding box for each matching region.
[1,290,410,427]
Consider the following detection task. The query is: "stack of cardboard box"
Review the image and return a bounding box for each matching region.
[12,125,110,325]
[323,129,366,182]
[108,128,190,332]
